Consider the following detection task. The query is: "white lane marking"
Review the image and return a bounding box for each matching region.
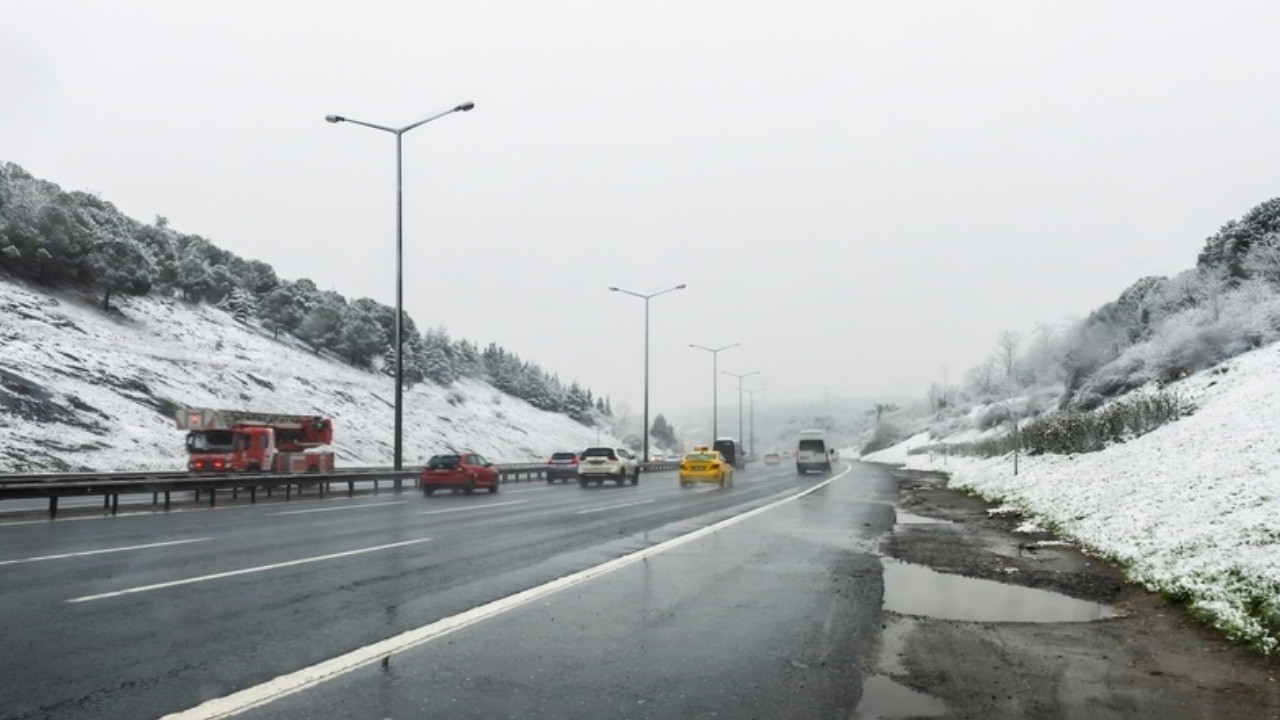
[269,501,406,517]
[420,500,527,516]
[0,538,212,568]
[574,499,655,515]
[66,538,432,604]
[160,463,853,720]
[502,486,552,494]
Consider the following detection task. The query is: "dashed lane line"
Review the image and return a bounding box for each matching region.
[420,500,528,516]
[66,538,432,604]
[269,501,406,516]
[574,499,656,515]
[0,538,212,567]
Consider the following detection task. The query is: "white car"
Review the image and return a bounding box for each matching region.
[578,446,640,487]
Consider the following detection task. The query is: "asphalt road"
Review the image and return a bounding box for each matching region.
[0,460,895,719]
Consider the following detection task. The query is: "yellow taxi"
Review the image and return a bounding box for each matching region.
[679,446,734,488]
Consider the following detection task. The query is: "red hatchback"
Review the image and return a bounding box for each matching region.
[420,452,500,495]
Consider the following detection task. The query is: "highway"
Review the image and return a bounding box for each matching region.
[0,461,893,719]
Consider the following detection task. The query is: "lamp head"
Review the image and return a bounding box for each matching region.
[608,287,619,292]
[676,284,687,289]
[455,102,475,112]
[325,115,344,123]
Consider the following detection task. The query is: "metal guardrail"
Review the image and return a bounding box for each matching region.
[0,461,680,518]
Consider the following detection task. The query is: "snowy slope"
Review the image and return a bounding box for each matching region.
[865,342,1280,652]
[0,277,616,472]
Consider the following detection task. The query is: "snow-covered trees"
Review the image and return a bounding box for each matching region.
[0,161,610,423]
[84,233,157,310]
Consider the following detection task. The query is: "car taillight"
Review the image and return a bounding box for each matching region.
[570,458,578,465]
[547,459,554,465]
[710,463,720,470]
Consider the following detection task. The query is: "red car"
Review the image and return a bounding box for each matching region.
[420,452,500,495]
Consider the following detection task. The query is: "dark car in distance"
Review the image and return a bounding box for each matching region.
[420,452,500,495]
[546,451,580,483]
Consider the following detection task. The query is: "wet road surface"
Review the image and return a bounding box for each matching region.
[0,461,896,719]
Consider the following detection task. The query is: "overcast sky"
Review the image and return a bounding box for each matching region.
[5,1,1280,419]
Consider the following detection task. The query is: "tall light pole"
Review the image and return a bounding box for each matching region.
[689,343,738,439]
[722,370,759,450]
[744,387,763,456]
[609,284,686,466]
[325,102,475,481]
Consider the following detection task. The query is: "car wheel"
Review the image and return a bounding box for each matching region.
[796,466,805,476]
[579,478,588,488]
[423,487,435,496]
[464,477,476,495]
[718,473,725,487]
[680,481,691,488]
[631,469,639,485]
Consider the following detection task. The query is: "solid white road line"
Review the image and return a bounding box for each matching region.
[420,500,527,516]
[269,501,406,517]
[574,499,656,515]
[159,463,853,720]
[66,538,432,604]
[0,538,212,567]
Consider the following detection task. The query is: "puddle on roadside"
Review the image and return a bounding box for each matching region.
[882,559,1120,623]
[893,510,951,526]
[854,675,946,719]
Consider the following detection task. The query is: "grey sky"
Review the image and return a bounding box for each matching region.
[5,1,1280,419]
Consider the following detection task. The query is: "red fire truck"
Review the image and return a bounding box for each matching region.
[176,408,336,473]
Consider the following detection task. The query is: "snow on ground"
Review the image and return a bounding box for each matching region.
[0,277,616,472]
[864,342,1280,652]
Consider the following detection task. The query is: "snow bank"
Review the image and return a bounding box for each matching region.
[866,342,1280,652]
[0,277,615,471]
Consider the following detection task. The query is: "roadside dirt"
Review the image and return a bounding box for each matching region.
[869,465,1280,720]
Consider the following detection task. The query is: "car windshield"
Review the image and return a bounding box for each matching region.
[582,448,614,457]
[799,440,825,452]
[686,453,717,462]
[185,430,235,453]
[551,452,577,460]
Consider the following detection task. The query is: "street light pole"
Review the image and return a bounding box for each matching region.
[325,102,474,481]
[689,343,739,439]
[609,284,686,466]
[722,370,759,450]
[744,387,763,456]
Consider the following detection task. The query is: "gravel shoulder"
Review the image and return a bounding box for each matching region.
[869,465,1280,720]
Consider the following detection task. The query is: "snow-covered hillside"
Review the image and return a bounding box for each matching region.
[0,276,616,472]
[865,341,1280,652]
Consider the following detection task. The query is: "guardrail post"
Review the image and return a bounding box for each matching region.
[285,484,292,501]
[250,487,257,504]
[209,489,216,508]
[374,479,379,494]
[152,492,158,505]
[318,482,324,499]
[164,491,171,510]
[348,481,354,497]
[49,497,58,519]
[111,494,119,515]
[194,489,201,503]
[103,494,110,509]
[232,487,238,500]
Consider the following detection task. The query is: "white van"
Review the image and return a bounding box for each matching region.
[795,429,830,475]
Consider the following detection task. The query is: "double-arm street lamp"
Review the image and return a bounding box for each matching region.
[689,343,739,439]
[722,370,760,451]
[325,102,475,478]
[610,284,686,465]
